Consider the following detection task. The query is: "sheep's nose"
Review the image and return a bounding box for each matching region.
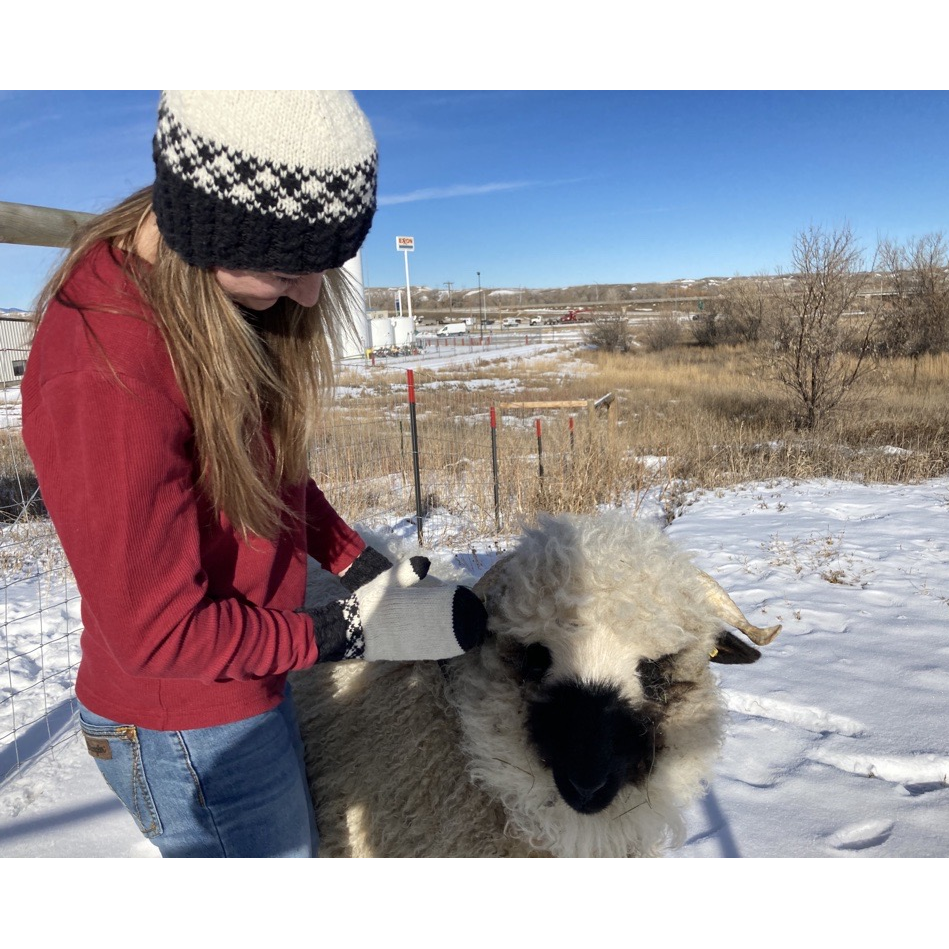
[569,775,607,801]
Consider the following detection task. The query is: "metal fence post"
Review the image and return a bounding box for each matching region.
[406,368,424,544]
[535,418,544,481]
[490,406,501,531]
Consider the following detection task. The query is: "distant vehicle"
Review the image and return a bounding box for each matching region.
[560,308,592,323]
[436,322,468,337]
[501,317,522,328]
[529,315,543,326]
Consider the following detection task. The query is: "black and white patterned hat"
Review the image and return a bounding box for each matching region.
[152,90,377,274]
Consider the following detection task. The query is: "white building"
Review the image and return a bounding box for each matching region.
[0,316,31,387]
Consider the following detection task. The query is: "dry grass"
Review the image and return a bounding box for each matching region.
[602,345,949,485]
[4,342,947,548]
[321,342,949,543]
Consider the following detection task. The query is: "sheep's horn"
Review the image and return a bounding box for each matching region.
[697,570,782,646]
[472,555,512,604]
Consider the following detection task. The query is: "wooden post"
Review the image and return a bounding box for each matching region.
[498,395,615,450]
[0,201,95,248]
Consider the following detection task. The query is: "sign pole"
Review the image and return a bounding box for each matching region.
[396,236,415,326]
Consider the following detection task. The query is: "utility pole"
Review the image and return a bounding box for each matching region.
[477,271,485,334]
[444,281,453,313]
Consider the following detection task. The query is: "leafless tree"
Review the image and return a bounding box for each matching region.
[688,309,721,347]
[690,277,777,348]
[585,314,634,353]
[876,233,949,363]
[767,225,877,429]
[716,276,774,345]
[638,316,681,352]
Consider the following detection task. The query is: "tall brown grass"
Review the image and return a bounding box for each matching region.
[321,343,949,543]
[7,342,948,547]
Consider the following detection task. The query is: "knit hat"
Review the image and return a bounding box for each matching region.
[152,90,377,274]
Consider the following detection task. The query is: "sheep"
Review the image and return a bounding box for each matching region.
[289,511,780,857]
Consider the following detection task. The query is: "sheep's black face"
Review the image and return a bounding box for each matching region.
[527,679,659,815]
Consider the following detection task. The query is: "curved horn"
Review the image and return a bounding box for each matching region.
[472,554,513,605]
[697,570,782,646]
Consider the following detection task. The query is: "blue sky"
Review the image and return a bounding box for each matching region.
[3,89,949,309]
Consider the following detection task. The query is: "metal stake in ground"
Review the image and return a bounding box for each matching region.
[490,406,501,531]
[535,418,544,481]
[406,369,424,544]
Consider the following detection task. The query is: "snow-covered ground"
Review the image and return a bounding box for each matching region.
[2,474,946,860]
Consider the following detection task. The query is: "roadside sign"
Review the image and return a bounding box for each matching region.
[396,236,415,252]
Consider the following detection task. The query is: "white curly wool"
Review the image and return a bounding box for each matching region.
[291,513,730,858]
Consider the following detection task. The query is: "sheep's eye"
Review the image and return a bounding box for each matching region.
[638,654,675,704]
[521,642,552,682]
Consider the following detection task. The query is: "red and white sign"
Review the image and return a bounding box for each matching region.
[396,236,415,252]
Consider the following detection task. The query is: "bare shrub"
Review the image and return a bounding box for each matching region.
[876,233,949,361]
[715,277,775,345]
[584,315,634,353]
[638,317,681,352]
[688,310,739,347]
[765,225,878,429]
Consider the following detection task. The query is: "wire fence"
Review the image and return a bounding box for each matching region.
[311,365,621,546]
[0,398,82,786]
[0,361,624,783]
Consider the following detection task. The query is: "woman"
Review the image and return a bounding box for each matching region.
[21,91,486,858]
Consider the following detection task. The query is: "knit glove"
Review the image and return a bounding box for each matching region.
[300,546,487,662]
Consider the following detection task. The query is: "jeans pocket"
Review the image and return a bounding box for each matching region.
[79,715,163,839]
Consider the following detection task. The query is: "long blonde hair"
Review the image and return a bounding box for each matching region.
[33,186,358,540]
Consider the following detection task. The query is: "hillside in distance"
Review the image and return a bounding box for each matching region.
[365,275,734,317]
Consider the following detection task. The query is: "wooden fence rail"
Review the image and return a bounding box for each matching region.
[499,393,617,431]
[0,200,94,248]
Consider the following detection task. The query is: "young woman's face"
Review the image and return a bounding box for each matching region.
[214,268,324,310]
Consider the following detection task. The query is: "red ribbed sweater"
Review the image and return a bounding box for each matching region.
[21,242,365,730]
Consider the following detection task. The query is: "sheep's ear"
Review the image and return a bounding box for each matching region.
[709,631,762,664]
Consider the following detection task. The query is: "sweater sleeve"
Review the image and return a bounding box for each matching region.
[27,368,319,683]
[304,479,365,574]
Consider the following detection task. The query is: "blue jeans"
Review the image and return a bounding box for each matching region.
[77,686,319,857]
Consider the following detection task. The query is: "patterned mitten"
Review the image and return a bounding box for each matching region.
[300,546,487,662]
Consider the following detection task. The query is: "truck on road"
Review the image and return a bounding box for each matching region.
[560,308,592,323]
[436,322,468,337]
